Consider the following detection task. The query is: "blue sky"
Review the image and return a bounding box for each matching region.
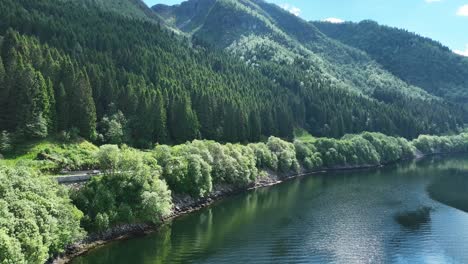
[144,0,468,55]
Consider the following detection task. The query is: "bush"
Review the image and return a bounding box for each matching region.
[0,166,84,263]
[155,142,213,197]
[156,141,259,193]
[248,143,278,170]
[73,146,172,232]
[294,140,322,170]
[412,133,468,155]
[97,111,127,145]
[314,138,347,167]
[360,132,415,163]
[267,137,299,173]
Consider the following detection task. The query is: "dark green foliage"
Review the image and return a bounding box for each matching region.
[428,174,468,213]
[72,145,172,232]
[69,70,97,140]
[169,95,200,144]
[0,130,12,153]
[0,0,464,149]
[97,110,127,145]
[0,166,84,263]
[0,0,296,144]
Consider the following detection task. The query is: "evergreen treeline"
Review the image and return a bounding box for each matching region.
[0,0,464,148]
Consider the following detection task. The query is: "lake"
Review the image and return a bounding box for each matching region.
[72,154,468,264]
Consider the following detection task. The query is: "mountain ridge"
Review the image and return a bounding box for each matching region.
[313,20,468,109]
[151,0,442,101]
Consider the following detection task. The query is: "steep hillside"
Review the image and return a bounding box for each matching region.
[0,0,464,149]
[153,0,437,100]
[74,0,164,23]
[314,20,468,107]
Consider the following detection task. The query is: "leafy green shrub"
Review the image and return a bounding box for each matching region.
[73,146,172,232]
[248,142,278,170]
[155,143,213,197]
[267,137,299,173]
[412,133,468,155]
[294,140,322,170]
[0,166,84,263]
[344,136,381,165]
[360,132,415,163]
[156,141,259,192]
[314,138,347,167]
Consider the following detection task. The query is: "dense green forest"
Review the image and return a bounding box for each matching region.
[154,0,467,127]
[0,0,465,150]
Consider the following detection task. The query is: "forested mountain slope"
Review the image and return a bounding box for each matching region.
[73,0,165,23]
[153,0,466,134]
[0,0,464,149]
[314,20,468,108]
[153,0,440,99]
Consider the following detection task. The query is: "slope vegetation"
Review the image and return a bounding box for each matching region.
[314,20,468,108]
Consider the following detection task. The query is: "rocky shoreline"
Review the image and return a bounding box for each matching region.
[50,163,396,264]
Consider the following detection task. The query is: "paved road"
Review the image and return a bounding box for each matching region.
[54,170,101,184]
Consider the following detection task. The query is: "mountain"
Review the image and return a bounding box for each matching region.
[153,0,437,99]
[77,0,164,23]
[314,20,468,109]
[152,0,465,135]
[0,0,464,148]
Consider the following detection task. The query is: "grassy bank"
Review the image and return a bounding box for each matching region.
[0,139,98,173]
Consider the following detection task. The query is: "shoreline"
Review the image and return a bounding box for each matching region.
[51,153,452,264]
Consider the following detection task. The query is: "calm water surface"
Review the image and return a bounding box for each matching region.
[73,155,468,264]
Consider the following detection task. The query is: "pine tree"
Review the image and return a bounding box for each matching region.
[0,57,7,131]
[153,90,167,144]
[0,29,19,70]
[0,130,12,153]
[46,78,56,132]
[169,95,200,143]
[56,83,69,131]
[70,70,97,139]
[248,110,261,142]
[16,65,49,138]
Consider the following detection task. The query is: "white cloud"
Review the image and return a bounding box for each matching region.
[322,17,345,24]
[280,3,301,16]
[454,45,468,57]
[457,4,468,16]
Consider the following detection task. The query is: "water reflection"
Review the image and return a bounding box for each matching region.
[395,207,432,229]
[73,155,468,264]
[428,170,468,213]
